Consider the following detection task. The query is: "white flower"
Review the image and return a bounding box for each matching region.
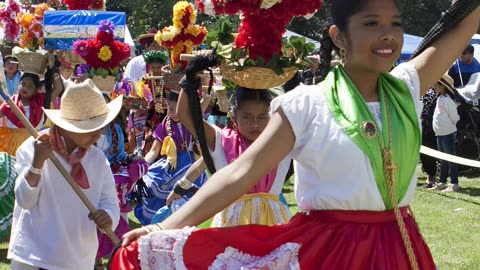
[203,0,216,16]
[260,0,282,9]
[10,11,16,20]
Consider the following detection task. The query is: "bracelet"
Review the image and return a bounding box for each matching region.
[143,223,164,234]
[28,165,42,175]
[173,181,199,196]
[178,177,193,189]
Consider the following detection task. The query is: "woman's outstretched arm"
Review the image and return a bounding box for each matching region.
[122,108,295,245]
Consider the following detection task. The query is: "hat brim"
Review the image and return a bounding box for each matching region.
[137,33,155,42]
[439,79,455,95]
[43,96,123,133]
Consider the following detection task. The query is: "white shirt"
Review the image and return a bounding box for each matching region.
[124,55,147,82]
[8,137,120,270]
[432,94,460,136]
[2,105,45,129]
[270,62,422,211]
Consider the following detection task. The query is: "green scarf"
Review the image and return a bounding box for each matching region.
[322,66,421,209]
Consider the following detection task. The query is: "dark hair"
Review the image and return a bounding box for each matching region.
[168,91,180,102]
[20,73,41,89]
[230,87,272,114]
[464,44,474,54]
[318,0,400,80]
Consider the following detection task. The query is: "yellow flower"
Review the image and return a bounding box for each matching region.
[35,3,52,17]
[160,27,180,42]
[154,31,163,45]
[16,13,34,29]
[98,45,112,62]
[185,24,200,37]
[19,32,33,49]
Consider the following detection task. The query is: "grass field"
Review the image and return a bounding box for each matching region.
[1,167,479,269]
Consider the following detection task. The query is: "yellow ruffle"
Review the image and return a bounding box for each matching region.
[215,192,290,227]
[161,136,177,169]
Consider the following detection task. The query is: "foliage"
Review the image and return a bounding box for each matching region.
[213,36,315,75]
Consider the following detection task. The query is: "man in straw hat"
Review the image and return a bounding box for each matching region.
[124,29,162,82]
[429,74,461,193]
[8,79,122,270]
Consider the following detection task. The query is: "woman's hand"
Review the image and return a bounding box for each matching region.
[122,227,149,247]
[166,190,181,206]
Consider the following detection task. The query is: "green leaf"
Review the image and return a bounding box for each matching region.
[289,36,306,50]
[305,42,316,53]
[255,56,266,67]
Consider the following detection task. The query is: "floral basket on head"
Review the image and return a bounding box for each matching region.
[155,1,207,91]
[12,3,53,75]
[73,20,130,92]
[197,0,321,89]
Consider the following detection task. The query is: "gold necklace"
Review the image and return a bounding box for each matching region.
[149,75,165,114]
[381,94,419,270]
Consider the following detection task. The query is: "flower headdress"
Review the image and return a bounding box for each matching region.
[144,50,168,65]
[73,20,130,80]
[0,0,21,43]
[62,0,105,10]
[155,1,207,71]
[15,3,53,51]
[197,0,321,63]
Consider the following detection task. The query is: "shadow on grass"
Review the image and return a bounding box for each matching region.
[422,188,480,206]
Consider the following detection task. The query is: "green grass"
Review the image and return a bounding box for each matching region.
[1,168,479,269]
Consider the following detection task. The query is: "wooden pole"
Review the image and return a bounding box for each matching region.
[0,90,120,245]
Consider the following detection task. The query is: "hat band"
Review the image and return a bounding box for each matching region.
[61,111,109,122]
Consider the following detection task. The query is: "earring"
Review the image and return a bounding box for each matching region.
[339,48,346,67]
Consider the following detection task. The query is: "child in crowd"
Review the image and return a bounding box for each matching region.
[0,54,64,156]
[3,55,21,96]
[429,74,461,192]
[170,87,292,227]
[94,98,149,269]
[8,79,121,270]
[134,89,207,225]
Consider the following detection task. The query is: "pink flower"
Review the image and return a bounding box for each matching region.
[73,40,89,57]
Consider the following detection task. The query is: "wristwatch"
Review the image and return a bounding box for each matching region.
[28,165,43,175]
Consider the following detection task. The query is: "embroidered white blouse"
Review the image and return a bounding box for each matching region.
[270,62,422,212]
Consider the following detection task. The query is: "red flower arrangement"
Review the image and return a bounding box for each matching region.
[62,0,104,10]
[73,20,130,73]
[0,0,21,43]
[155,1,207,71]
[196,0,321,62]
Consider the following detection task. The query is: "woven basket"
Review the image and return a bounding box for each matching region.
[220,61,297,89]
[0,43,16,58]
[92,75,117,92]
[65,50,85,65]
[164,72,185,92]
[123,96,149,110]
[16,52,48,75]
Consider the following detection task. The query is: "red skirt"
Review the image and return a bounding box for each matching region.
[110,208,436,270]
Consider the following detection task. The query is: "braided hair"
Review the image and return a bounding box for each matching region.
[410,0,480,59]
[181,54,221,174]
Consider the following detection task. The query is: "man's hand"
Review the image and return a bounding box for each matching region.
[89,209,113,231]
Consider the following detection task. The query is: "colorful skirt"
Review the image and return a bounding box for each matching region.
[0,152,16,239]
[0,127,31,156]
[211,192,291,227]
[134,151,207,225]
[110,208,436,270]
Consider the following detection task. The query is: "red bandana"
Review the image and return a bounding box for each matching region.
[49,125,90,189]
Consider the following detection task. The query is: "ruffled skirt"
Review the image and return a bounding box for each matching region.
[110,208,436,270]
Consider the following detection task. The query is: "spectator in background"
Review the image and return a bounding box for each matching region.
[429,74,461,193]
[4,55,21,96]
[124,29,162,83]
[448,44,480,87]
[420,88,439,188]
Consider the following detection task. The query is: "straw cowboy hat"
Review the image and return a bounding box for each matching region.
[137,29,158,47]
[439,73,455,95]
[43,79,123,133]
